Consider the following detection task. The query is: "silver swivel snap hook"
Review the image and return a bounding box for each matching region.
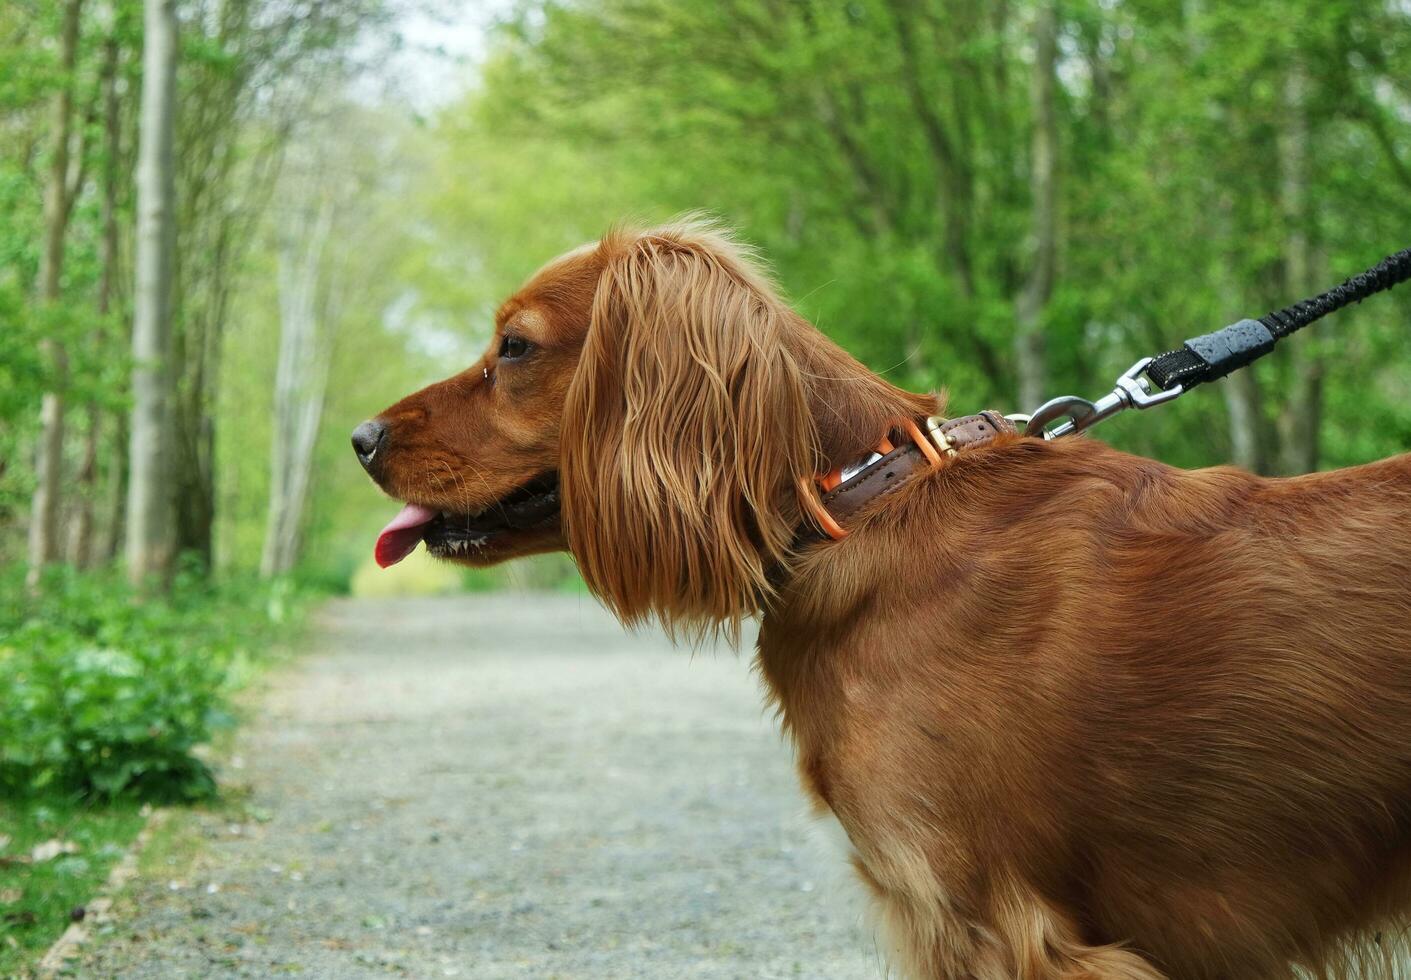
[1024,358,1184,440]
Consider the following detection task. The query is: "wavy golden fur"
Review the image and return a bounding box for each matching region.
[562,223,932,633]
[357,218,1411,979]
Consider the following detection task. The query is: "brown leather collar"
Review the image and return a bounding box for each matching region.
[798,411,1016,544]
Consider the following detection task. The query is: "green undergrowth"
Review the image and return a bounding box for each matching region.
[0,564,309,801]
[0,563,316,974]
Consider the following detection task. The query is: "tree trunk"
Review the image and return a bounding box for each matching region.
[1278,335,1323,475]
[261,201,335,578]
[1014,0,1058,412]
[71,28,123,568]
[98,413,128,564]
[170,138,243,569]
[126,0,179,587]
[26,0,84,589]
[68,411,99,564]
[1275,61,1322,476]
[1222,370,1268,472]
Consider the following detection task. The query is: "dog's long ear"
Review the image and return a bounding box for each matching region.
[561,227,816,635]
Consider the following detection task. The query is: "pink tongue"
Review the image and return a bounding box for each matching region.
[375,504,438,568]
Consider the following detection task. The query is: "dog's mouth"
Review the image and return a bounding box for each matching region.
[374,473,561,568]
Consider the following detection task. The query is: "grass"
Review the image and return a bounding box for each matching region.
[0,797,148,975]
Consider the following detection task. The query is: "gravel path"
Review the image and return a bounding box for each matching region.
[77,595,880,979]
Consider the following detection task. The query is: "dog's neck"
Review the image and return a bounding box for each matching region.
[789,315,939,474]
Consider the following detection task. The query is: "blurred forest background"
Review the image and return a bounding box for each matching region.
[2,0,1411,967]
[7,0,1411,589]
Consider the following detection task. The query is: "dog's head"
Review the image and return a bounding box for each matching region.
[355,219,935,629]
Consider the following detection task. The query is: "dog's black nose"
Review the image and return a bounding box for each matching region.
[351,419,387,472]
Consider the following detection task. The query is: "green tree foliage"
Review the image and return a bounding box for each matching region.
[0,0,400,571]
[406,0,1411,472]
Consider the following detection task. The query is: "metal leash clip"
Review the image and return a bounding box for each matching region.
[1023,357,1184,440]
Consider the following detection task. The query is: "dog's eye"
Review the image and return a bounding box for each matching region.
[499,335,531,361]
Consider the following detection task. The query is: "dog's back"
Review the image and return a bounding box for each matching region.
[1075,447,1411,976]
[761,440,1411,978]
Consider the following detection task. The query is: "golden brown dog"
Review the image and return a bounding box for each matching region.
[353,218,1411,979]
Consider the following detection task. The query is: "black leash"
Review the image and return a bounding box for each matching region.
[1023,247,1411,439]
